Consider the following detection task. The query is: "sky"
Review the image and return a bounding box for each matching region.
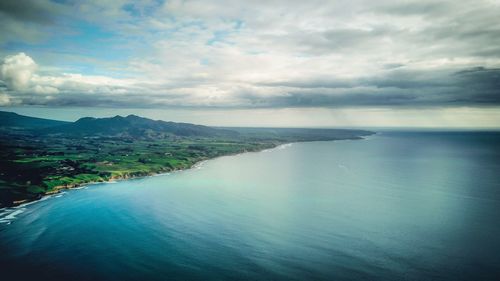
[0,0,500,127]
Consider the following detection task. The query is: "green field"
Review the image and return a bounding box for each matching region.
[0,134,278,207]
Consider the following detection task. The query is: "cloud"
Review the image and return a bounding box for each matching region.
[0,92,10,106]
[0,0,68,45]
[0,1,499,110]
[0,0,60,24]
[0,52,499,109]
[0,52,37,90]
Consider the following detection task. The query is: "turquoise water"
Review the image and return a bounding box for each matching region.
[1,131,500,280]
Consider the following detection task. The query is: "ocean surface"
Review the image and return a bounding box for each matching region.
[1,131,500,281]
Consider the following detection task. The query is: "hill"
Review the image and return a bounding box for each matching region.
[44,114,238,139]
[0,111,69,129]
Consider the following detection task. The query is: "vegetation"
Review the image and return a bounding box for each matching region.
[0,111,373,207]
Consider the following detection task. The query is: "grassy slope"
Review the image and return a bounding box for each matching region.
[0,133,279,207]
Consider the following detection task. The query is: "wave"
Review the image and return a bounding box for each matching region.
[0,208,26,224]
[262,143,294,153]
[277,143,293,150]
[362,132,381,141]
[0,193,60,225]
[152,172,171,177]
[193,160,207,170]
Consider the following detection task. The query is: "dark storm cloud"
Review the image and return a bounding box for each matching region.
[0,0,63,24]
[241,90,419,108]
[249,67,500,108]
[16,92,148,108]
[0,0,69,45]
[453,67,500,104]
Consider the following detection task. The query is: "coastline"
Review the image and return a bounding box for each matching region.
[1,142,284,211]
[0,136,373,217]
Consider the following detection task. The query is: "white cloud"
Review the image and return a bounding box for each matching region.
[0,53,143,105]
[0,52,37,90]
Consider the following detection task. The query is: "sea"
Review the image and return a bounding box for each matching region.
[1,130,500,281]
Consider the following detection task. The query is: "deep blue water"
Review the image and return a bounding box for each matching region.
[1,131,500,281]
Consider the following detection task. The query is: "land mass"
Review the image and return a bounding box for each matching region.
[0,111,373,208]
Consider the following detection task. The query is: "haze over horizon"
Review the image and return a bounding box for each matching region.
[1,0,500,127]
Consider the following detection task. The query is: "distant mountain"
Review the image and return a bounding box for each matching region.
[0,111,69,129]
[45,114,239,138]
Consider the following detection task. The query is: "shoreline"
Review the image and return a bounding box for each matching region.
[0,136,372,215]
[1,141,286,211]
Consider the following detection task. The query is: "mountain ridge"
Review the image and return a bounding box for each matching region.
[0,111,238,139]
[47,114,238,138]
[0,111,69,129]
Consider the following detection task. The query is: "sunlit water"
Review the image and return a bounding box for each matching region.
[1,131,500,280]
